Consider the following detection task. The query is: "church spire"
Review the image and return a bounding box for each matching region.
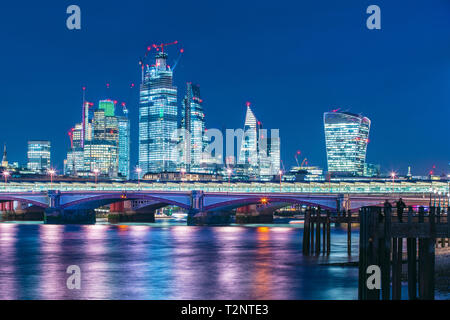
[1,144,8,168]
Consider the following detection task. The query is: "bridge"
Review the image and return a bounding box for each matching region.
[0,180,448,224]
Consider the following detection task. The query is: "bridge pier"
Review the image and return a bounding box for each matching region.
[235,205,274,224]
[44,208,96,224]
[187,190,232,225]
[187,210,232,226]
[44,191,96,224]
[108,201,155,223]
[1,201,44,221]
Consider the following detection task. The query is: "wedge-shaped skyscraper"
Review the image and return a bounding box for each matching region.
[324,111,370,176]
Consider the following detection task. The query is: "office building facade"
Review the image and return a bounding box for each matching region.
[324,111,371,176]
[139,51,178,174]
[181,82,206,172]
[27,140,51,172]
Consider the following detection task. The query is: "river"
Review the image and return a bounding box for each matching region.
[0,219,447,300]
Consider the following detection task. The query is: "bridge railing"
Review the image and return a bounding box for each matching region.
[0,181,448,195]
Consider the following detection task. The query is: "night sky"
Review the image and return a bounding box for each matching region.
[1,0,449,176]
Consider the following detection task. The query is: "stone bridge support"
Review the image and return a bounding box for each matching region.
[1,201,44,221]
[45,191,95,224]
[187,191,232,226]
[108,200,156,223]
[235,204,275,224]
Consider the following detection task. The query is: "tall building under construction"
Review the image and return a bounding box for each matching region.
[139,50,178,174]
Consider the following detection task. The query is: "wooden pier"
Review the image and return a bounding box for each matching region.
[302,204,449,300]
[302,207,358,255]
[358,205,450,300]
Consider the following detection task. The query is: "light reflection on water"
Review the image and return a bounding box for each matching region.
[0,221,367,300]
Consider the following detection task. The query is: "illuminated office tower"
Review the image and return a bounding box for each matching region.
[27,140,51,173]
[83,141,118,176]
[181,82,205,172]
[323,111,371,176]
[98,99,115,117]
[85,104,119,176]
[65,123,85,175]
[238,103,259,176]
[258,130,281,178]
[139,51,178,174]
[118,116,130,179]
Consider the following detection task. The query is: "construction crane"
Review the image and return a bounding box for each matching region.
[300,158,308,167]
[138,41,182,80]
[121,102,129,117]
[138,45,153,81]
[152,40,179,52]
[171,48,184,71]
[294,150,301,167]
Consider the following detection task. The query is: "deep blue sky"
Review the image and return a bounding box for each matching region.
[1,0,449,176]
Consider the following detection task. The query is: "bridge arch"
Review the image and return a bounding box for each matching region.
[203,195,337,212]
[60,192,191,211]
[0,195,48,208]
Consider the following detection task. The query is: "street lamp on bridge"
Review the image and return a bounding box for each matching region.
[279,170,283,192]
[93,168,100,184]
[136,167,143,187]
[390,172,397,194]
[47,168,56,188]
[227,168,232,187]
[2,170,10,186]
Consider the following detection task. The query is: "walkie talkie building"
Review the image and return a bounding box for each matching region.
[324,111,370,176]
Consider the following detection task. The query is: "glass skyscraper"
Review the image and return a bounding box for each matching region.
[323,111,371,176]
[118,116,130,179]
[238,103,259,169]
[139,51,178,174]
[27,140,51,173]
[181,82,205,172]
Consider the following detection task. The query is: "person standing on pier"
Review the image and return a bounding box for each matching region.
[396,198,406,222]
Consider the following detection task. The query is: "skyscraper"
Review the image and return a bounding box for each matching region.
[27,140,51,172]
[118,116,130,179]
[324,111,371,176]
[139,51,178,174]
[181,82,205,172]
[238,103,259,177]
[85,104,119,177]
[65,123,85,175]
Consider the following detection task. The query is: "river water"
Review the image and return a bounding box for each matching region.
[0,219,447,300]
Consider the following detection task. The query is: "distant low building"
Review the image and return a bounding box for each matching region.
[285,166,324,182]
[143,171,222,182]
[364,163,380,177]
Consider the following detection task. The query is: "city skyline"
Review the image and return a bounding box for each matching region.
[0,1,449,176]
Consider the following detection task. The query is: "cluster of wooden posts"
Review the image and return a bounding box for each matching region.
[302,208,357,255]
[358,205,450,300]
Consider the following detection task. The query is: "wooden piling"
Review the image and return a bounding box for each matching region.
[322,211,326,253]
[347,210,352,255]
[310,209,315,254]
[381,204,391,300]
[302,208,310,255]
[326,210,331,254]
[358,207,380,300]
[392,237,403,300]
[316,209,321,254]
[407,206,417,300]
